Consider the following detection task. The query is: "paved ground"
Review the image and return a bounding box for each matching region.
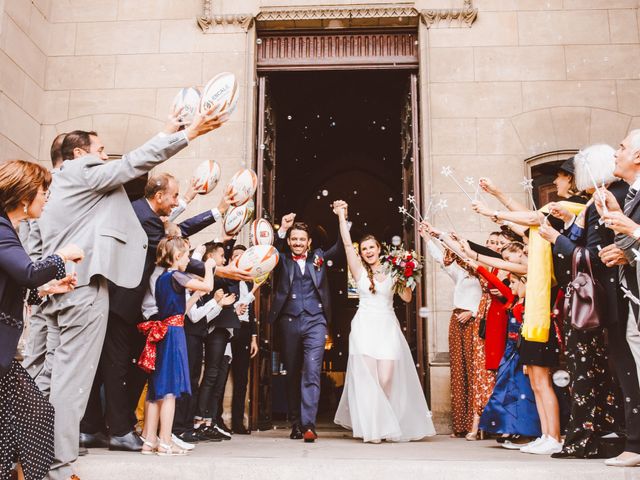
[75,429,640,480]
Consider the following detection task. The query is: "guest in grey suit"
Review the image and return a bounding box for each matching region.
[37,109,227,480]
[22,133,67,395]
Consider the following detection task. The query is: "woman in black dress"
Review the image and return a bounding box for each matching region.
[0,160,83,480]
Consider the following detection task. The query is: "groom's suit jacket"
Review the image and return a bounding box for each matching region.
[268,232,344,324]
[38,132,188,290]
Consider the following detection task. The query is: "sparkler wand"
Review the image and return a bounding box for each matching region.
[520,177,537,211]
[441,166,474,203]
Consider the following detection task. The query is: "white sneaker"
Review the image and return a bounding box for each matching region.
[520,435,546,453]
[502,440,526,450]
[172,434,195,451]
[528,436,563,455]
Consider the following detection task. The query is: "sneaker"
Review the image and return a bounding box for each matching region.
[172,434,196,451]
[176,430,200,444]
[520,435,547,453]
[528,436,563,455]
[197,425,223,442]
[213,424,232,440]
[502,440,527,450]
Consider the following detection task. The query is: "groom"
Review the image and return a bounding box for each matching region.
[270,202,347,442]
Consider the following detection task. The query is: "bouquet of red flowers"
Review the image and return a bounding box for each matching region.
[380,244,423,294]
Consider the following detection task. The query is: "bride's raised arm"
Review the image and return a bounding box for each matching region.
[334,202,362,282]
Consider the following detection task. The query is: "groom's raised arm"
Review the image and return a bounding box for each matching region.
[274,212,296,254]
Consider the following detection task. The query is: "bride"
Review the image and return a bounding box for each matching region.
[333,202,436,443]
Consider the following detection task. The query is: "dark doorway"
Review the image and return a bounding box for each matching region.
[265,70,412,424]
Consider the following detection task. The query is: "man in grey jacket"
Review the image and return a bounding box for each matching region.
[37,110,231,480]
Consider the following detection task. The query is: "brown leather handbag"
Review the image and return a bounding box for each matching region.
[563,248,606,331]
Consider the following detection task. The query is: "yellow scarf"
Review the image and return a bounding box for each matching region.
[522,201,586,342]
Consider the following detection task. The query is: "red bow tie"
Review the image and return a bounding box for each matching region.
[292,254,307,261]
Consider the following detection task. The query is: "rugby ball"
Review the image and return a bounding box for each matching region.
[199,72,239,118]
[192,160,221,194]
[249,218,274,246]
[223,200,254,237]
[236,244,279,279]
[228,168,258,206]
[172,87,201,126]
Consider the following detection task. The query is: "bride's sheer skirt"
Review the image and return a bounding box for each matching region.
[334,308,436,442]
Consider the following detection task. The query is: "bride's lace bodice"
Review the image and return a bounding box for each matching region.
[356,269,394,311]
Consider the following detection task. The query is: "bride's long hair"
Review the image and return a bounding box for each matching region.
[359,234,382,294]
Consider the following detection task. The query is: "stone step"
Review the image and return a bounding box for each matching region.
[75,431,633,480]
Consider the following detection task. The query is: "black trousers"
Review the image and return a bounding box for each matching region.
[79,362,106,434]
[81,312,147,437]
[196,328,230,420]
[173,333,204,434]
[231,322,252,427]
[608,318,640,454]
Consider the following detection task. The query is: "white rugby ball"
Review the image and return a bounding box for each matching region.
[236,244,279,279]
[199,72,239,118]
[228,168,258,206]
[192,160,221,195]
[249,218,274,246]
[172,87,201,126]
[223,200,254,237]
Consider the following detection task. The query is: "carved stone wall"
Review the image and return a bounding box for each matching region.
[197,1,478,31]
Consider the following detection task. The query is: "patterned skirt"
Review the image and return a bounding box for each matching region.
[0,360,54,480]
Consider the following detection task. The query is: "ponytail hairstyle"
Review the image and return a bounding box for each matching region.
[359,234,382,294]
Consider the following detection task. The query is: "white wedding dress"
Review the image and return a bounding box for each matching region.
[334,270,436,442]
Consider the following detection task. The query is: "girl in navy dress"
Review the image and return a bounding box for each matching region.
[138,236,215,456]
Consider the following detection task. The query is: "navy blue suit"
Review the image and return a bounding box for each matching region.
[82,199,217,437]
[0,212,63,376]
[269,232,344,428]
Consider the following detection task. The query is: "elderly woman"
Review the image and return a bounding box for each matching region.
[538,144,625,459]
[0,160,83,480]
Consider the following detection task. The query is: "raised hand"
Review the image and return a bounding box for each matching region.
[217,185,235,216]
[602,211,640,236]
[280,212,296,231]
[471,200,492,217]
[538,221,560,244]
[163,104,185,134]
[216,264,254,281]
[547,202,573,223]
[185,108,228,141]
[56,244,84,263]
[183,177,200,203]
[479,177,499,196]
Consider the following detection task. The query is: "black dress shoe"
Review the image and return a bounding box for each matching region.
[80,431,109,449]
[233,424,251,435]
[303,425,318,443]
[290,424,303,440]
[108,431,143,451]
[213,424,232,440]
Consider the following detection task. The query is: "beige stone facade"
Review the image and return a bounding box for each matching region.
[1,0,639,431]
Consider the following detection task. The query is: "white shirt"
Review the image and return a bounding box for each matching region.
[426,239,482,316]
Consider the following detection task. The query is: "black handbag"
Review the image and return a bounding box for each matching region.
[0,310,23,377]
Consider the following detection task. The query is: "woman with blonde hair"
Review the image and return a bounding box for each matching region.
[0,160,83,480]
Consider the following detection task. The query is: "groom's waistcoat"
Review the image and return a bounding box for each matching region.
[281,262,323,318]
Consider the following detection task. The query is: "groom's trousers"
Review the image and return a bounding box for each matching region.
[278,312,327,428]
